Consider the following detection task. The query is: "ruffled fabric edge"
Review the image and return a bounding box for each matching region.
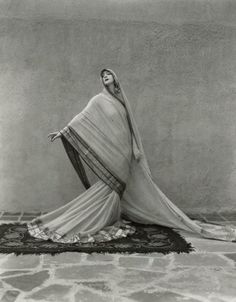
[27,219,136,244]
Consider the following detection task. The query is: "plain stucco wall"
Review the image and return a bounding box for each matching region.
[0,1,236,213]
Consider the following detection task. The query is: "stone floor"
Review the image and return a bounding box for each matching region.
[0,211,236,302]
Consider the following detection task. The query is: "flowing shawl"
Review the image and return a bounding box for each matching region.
[60,69,236,242]
[60,86,132,199]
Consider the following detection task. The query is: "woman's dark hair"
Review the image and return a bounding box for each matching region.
[100,69,121,94]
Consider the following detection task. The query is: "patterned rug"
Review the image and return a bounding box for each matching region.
[0,223,194,255]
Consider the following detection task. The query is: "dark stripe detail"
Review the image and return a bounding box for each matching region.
[60,126,126,198]
[61,135,91,190]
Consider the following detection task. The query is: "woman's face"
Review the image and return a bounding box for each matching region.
[102,71,114,86]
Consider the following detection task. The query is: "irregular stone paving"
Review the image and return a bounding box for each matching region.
[0,249,236,302]
[0,211,236,301]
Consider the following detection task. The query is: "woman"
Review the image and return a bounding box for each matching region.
[27,69,236,243]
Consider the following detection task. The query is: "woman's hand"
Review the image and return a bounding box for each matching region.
[134,148,142,162]
[132,136,142,162]
[48,131,61,142]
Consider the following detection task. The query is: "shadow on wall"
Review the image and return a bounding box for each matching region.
[0,2,236,212]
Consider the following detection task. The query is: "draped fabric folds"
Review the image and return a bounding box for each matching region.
[27,81,135,243]
[27,69,236,244]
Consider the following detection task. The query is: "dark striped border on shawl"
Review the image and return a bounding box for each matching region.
[60,134,91,190]
[60,126,126,198]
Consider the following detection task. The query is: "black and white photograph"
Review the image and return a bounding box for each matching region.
[0,1,236,301]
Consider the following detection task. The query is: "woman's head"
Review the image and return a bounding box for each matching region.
[100,68,121,94]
